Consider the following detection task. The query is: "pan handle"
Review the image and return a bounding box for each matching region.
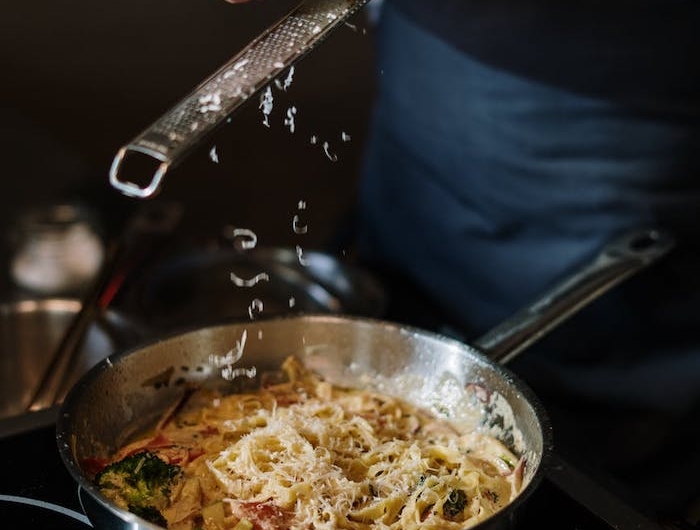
[473,228,675,365]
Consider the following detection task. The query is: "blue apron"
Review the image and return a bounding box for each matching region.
[356,1,700,412]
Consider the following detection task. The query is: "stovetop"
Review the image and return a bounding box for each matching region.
[0,413,90,529]
[0,410,680,530]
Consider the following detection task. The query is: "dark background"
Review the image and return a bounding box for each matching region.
[0,0,376,252]
[3,3,700,527]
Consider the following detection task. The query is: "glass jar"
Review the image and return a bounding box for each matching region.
[9,204,105,296]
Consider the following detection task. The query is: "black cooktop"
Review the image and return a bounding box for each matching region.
[0,411,680,530]
[0,413,90,529]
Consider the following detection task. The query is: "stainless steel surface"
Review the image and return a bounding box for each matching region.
[27,202,183,411]
[0,299,119,420]
[474,228,675,364]
[55,228,673,529]
[115,245,387,332]
[0,405,59,439]
[57,315,551,530]
[109,0,371,199]
[26,244,122,412]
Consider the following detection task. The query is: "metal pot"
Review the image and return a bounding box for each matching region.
[56,228,673,530]
[0,298,146,421]
[113,245,388,335]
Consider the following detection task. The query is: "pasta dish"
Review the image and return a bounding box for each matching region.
[91,356,524,530]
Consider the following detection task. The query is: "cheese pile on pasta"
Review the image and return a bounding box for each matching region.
[95,356,524,530]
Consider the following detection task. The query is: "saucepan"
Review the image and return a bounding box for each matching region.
[56,228,673,530]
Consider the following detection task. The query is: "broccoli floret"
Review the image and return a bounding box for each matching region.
[94,451,182,526]
[442,489,467,519]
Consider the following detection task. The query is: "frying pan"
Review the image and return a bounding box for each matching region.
[56,228,673,530]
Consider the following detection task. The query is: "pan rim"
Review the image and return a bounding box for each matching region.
[56,312,554,530]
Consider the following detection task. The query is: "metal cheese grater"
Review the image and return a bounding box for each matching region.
[109,0,371,199]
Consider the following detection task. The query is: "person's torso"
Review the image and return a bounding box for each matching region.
[385,0,700,102]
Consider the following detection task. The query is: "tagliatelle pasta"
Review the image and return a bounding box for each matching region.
[95,356,524,530]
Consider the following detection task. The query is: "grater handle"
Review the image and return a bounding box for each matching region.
[109,0,371,199]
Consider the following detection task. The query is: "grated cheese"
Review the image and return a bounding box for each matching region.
[100,357,524,530]
[292,214,308,235]
[209,146,219,163]
[230,271,270,287]
[224,227,258,250]
[259,87,274,127]
[284,106,298,134]
[296,245,308,266]
[248,298,264,320]
[282,66,295,91]
[322,141,338,162]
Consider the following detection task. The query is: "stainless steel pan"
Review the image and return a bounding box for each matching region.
[56,228,673,530]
